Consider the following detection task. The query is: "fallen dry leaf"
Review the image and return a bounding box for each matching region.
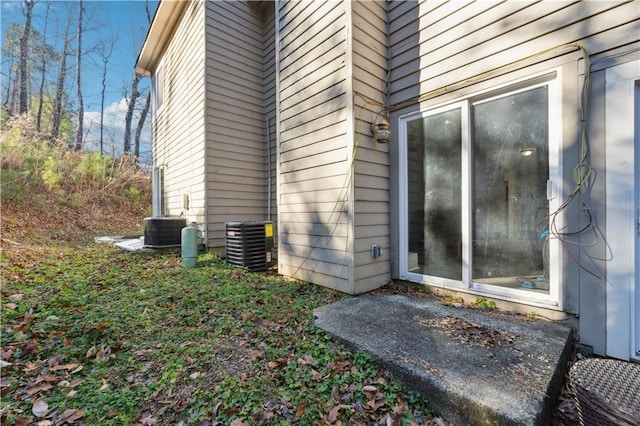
[267,361,279,369]
[311,368,323,381]
[9,293,24,301]
[326,405,341,423]
[37,374,60,383]
[32,399,49,417]
[85,346,97,359]
[367,397,387,411]
[1,347,14,361]
[60,408,85,424]
[392,402,406,417]
[295,403,308,417]
[67,379,83,388]
[132,348,154,357]
[382,413,393,426]
[23,361,41,373]
[50,363,80,372]
[324,404,353,425]
[95,345,111,362]
[224,407,240,417]
[330,360,352,373]
[91,322,110,333]
[140,415,157,425]
[25,383,53,395]
[0,377,13,391]
[22,339,40,355]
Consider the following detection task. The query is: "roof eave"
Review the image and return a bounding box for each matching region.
[135,0,189,76]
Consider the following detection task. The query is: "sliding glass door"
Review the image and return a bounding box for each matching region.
[400,76,560,302]
[406,108,462,281]
[472,86,550,292]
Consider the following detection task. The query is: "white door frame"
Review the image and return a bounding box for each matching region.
[636,78,640,361]
[398,72,563,309]
[605,59,640,361]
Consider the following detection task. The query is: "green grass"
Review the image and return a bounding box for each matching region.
[1,245,433,425]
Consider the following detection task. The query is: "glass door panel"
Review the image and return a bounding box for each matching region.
[471,87,550,293]
[407,109,462,280]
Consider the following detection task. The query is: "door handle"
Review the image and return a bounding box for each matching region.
[547,180,557,200]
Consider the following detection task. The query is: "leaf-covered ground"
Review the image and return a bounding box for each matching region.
[1,244,440,425]
[0,120,577,425]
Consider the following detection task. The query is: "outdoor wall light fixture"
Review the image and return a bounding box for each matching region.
[371,116,392,144]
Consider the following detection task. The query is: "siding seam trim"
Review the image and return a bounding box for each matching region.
[346,0,356,294]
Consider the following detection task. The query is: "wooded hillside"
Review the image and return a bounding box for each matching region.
[1,115,151,249]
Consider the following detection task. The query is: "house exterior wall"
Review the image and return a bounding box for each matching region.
[204,1,275,250]
[351,1,391,292]
[139,0,638,359]
[275,0,389,294]
[152,0,207,229]
[276,0,354,292]
[387,0,640,357]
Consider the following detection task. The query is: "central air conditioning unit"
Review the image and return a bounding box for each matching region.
[143,217,186,248]
[225,221,273,271]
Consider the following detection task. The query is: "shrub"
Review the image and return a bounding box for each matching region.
[41,155,61,190]
[122,185,142,200]
[1,115,151,204]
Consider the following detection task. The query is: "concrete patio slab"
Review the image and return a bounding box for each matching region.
[314,294,573,425]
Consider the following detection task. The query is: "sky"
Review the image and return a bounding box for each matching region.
[1,0,159,162]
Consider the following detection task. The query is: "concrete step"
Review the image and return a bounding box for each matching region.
[314,294,573,425]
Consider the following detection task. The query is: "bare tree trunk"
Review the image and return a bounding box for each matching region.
[74,0,84,151]
[51,15,71,143]
[123,73,141,156]
[98,37,114,155]
[129,0,153,161]
[10,71,19,114]
[3,57,14,112]
[18,0,36,115]
[134,93,150,158]
[99,56,107,155]
[36,3,50,132]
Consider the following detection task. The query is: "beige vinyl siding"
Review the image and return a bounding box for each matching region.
[352,0,390,292]
[205,1,274,250]
[276,0,389,293]
[263,7,277,243]
[152,0,206,228]
[277,0,354,292]
[388,1,640,107]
